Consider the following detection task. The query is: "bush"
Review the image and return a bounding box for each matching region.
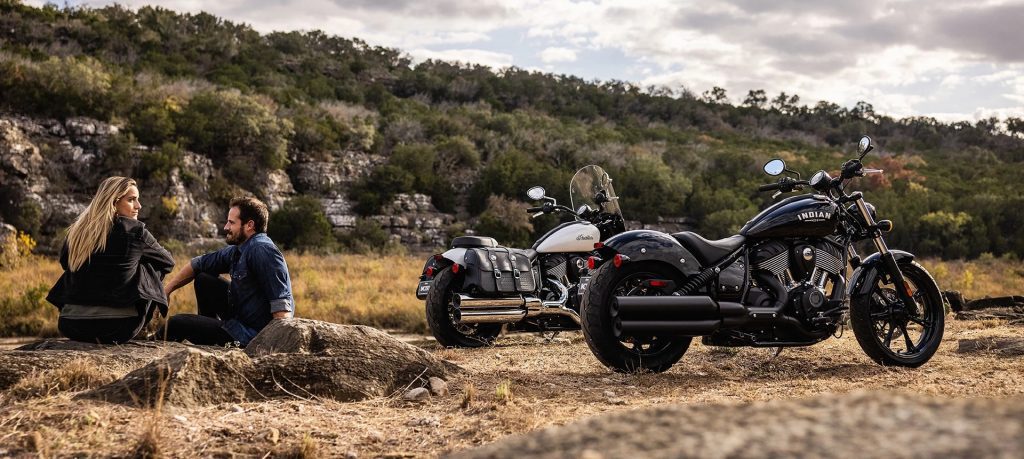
[474,195,533,248]
[175,89,293,171]
[268,196,337,252]
[137,142,185,182]
[349,165,415,215]
[131,104,176,146]
[339,217,396,254]
[0,185,43,237]
[0,283,53,337]
[0,55,129,120]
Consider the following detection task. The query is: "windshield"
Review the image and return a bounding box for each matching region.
[570,165,622,219]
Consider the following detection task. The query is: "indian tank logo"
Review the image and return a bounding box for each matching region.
[576,234,594,241]
[798,211,832,222]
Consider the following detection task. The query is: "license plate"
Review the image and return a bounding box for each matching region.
[577,276,591,301]
[416,280,432,299]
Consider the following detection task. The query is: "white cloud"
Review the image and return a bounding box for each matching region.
[408,49,515,69]
[539,47,577,63]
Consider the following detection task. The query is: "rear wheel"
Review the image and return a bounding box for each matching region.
[850,260,945,367]
[425,267,502,348]
[581,261,691,373]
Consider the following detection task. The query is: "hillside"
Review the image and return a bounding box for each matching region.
[1,1,1023,258]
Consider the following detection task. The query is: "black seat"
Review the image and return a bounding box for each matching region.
[671,232,746,266]
[520,249,539,261]
[452,236,499,248]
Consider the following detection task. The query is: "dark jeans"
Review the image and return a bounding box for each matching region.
[164,273,236,346]
[58,314,149,344]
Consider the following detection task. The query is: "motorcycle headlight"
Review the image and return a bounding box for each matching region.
[846,202,877,225]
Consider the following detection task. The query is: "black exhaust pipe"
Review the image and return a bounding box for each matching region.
[611,295,750,337]
[616,319,720,336]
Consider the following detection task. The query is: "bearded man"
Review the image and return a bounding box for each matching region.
[162,197,294,346]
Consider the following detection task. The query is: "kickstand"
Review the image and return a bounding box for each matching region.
[768,347,783,362]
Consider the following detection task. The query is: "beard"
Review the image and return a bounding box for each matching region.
[225,231,246,245]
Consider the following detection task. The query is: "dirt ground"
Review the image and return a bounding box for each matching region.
[1,319,1022,458]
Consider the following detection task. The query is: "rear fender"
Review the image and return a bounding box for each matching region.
[598,230,700,278]
[416,251,460,300]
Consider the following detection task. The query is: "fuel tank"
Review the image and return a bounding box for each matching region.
[533,221,600,253]
[740,194,839,239]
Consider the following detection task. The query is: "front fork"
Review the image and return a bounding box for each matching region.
[854,196,919,313]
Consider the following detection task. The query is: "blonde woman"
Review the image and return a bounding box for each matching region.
[46,177,175,344]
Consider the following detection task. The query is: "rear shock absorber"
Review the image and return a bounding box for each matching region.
[676,267,719,296]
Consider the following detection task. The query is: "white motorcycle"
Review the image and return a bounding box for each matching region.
[416,165,625,347]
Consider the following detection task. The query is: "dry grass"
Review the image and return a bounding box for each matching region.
[1,320,1024,457]
[920,255,1024,298]
[1,252,429,337]
[9,358,118,399]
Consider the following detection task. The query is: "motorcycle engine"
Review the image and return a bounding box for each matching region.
[750,239,845,325]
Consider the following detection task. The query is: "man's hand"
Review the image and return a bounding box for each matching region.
[163,262,196,299]
[272,311,292,320]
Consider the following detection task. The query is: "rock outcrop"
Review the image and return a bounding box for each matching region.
[0,114,457,252]
[451,391,1024,459]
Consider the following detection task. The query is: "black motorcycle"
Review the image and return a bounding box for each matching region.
[579,136,945,372]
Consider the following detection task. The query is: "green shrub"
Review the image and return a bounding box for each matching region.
[340,217,399,254]
[174,89,293,171]
[0,185,43,237]
[131,104,176,146]
[349,165,415,215]
[474,195,533,247]
[268,196,337,252]
[137,142,185,182]
[0,55,129,121]
[0,283,52,337]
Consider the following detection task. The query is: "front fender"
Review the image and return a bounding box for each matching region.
[847,250,916,298]
[599,230,700,277]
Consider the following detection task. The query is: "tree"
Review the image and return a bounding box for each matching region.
[742,89,767,109]
[701,86,729,105]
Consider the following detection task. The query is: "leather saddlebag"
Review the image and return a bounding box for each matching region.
[463,247,538,294]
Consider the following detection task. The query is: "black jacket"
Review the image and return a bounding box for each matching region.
[47,217,175,316]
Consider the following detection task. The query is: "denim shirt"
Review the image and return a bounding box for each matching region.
[191,233,294,346]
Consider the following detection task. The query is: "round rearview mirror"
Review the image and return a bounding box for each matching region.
[858,136,873,154]
[763,159,786,176]
[527,186,546,200]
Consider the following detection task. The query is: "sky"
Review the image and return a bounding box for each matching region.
[30,0,1024,122]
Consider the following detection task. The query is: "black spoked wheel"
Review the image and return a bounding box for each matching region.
[850,260,945,367]
[581,262,691,373]
[425,267,502,348]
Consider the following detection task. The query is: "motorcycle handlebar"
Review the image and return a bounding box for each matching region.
[526,207,543,213]
[758,183,780,191]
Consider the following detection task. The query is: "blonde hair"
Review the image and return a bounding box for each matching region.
[66,176,137,272]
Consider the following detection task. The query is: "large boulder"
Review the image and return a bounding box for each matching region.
[451,391,1024,459]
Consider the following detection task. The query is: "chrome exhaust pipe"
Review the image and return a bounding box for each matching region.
[454,294,525,310]
[455,308,527,324]
[525,280,581,325]
[453,287,581,325]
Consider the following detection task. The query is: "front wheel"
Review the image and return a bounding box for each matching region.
[850,260,945,367]
[581,261,691,373]
[425,267,502,348]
